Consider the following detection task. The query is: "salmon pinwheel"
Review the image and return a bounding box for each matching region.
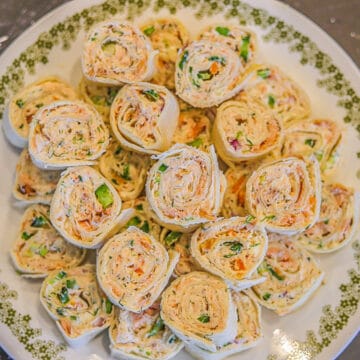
[213,100,283,164]
[141,18,190,89]
[246,157,321,234]
[50,166,122,249]
[160,271,237,352]
[146,144,226,232]
[10,204,86,278]
[78,77,120,122]
[28,101,109,170]
[40,264,114,347]
[97,227,179,312]
[298,183,360,253]
[13,149,61,205]
[175,40,244,108]
[98,138,150,201]
[110,83,179,155]
[109,300,183,360]
[191,217,268,290]
[160,229,200,277]
[82,20,157,85]
[186,291,262,360]
[251,234,324,316]
[279,118,342,173]
[198,24,257,69]
[3,76,78,148]
[236,64,311,127]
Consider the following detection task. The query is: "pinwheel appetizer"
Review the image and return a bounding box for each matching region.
[213,100,283,164]
[298,183,360,253]
[97,227,179,312]
[3,76,78,148]
[236,64,311,127]
[191,217,267,290]
[198,24,257,69]
[160,229,200,277]
[175,40,244,108]
[146,144,226,232]
[13,149,61,205]
[160,271,237,352]
[251,234,324,316]
[50,166,122,249]
[10,204,86,277]
[141,18,190,89]
[82,20,157,85]
[109,299,183,360]
[110,83,179,155]
[186,291,262,360]
[246,157,321,234]
[279,118,342,173]
[171,107,212,151]
[40,264,114,347]
[28,100,109,170]
[98,138,150,201]
[78,77,119,122]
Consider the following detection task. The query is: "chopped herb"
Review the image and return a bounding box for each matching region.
[245,215,255,224]
[95,184,114,209]
[78,175,83,182]
[143,26,155,36]
[126,216,141,228]
[266,264,285,281]
[111,178,119,185]
[57,287,70,304]
[192,79,200,88]
[215,26,230,36]
[16,99,24,108]
[158,163,168,172]
[245,137,254,147]
[208,55,226,65]
[19,124,24,129]
[101,40,117,55]
[114,146,122,155]
[261,215,276,221]
[197,70,213,81]
[187,137,203,148]
[305,138,316,148]
[224,253,237,258]
[120,164,131,180]
[197,314,210,323]
[147,317,165,337]
[140,221,150,233]
[56,308,64,316]
[35,103,44,108]
[314,151,323,162]
[56,271,67,279]
[263,293,271,301]
[106,88,118,105]
[39,246,48,257]
[70,315,77,321]
[168,335,178,344]
[21,232,34,240]
[324,219,330,225]
[257,68,271,79]
[143,89,159,102]
[135,204,144,211]
[236,130,243,139]
[357,152,360,159]
[31,216,47,228]
[129,240,134,247]
[164,231,182,246]
[223,241,243,253]
[90,95,106,106]
[240,35,251,62]
[179,51,189,70]
[268,95,276,108]
[66,279,77,289]
[105,299,113,314]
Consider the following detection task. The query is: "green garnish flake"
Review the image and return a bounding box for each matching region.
[208,55,226,65]
[215,26,230,36]
[120,164,131,181]
[21,232,34,240]
[70,315,77,321]
[158,163,168,172]
[90,95,106,106]
[357,152,360,159]
[106,88,119,105]
[179,51,189,70]
[305,138,316,148]
[56,271,67,279]
[136,204,144,211]
[263,293,271,301]
[35,103,44,108]
[57,287,70,304]
[66,279,77,289]
[168,335,178,344]
[236,130,243,139]
[324,219,330,225]
[197,314,210,323]
[187,137,203,148]
[268,95,276,108]
[126,216,141,228]
[95,184,114,209]
[19,124,24,129]
[140,221,150,233]
[114,146,122,155]
[16,99,24,108]
[257,68,271,79]
[143,26,155,36]
[31,216,47,228]
[56,308,64,316]
[101,40,117,55]
[261,215,276,222]
[105,299,113,314]
[164,231,182,246]
[223,241,243,258]
[245,215,255,224]
[39,246,48,258]
[245,137,254,147]
[147,317,165,337]
[266,264,285,281]
[197,70,213,81]
[143,89,159,102]
[240,35,251,62]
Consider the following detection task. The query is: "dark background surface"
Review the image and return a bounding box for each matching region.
[0,0,359,359]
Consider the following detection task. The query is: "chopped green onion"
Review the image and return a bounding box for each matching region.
[208,55,226,65]
[106,88,118,105]
[31,216,47,228]
[57,287,70,304]
[245,214,255,223]
[215,26,230,36]
[197,70,213,81]
[164,231,182,246]
[179,51,189,70]
[35,103,44,108]
[66,279,77,289]
[143,26,155,36]
[135,204,144,211]
[70,315,77,321]
[263,293,271,301]
[114,146,122,155]
[257,68,271,79]
[101,40,117,55]
[268,95,276,108]
[105,299,113,314]
[21,232,34,240]
[261,215,276,221]
[147,317,165,337]
[120,163,131,180]
[158,163,168,172]
[95,184,114,209]
[16,99,24,108]
[266,264,285,281]
[197,314,210,323]
[143,89,159,102]
[187,137,203,148]
[240,35,251,62]
[39,246,48,257]
[140,221,150,233]
[126,216,141,228]
[305,138,316,148]
[56,271,67,279]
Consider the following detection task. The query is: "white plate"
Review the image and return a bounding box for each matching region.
[0,1,359,359]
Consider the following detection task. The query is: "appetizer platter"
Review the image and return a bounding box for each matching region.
[0,1,359,360]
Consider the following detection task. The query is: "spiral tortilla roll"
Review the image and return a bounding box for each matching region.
[175,40,244,108]
[198,24,257,69]
[50,166,122,249]
[40,264,114,347]
[3,76,78,148]
[28,100,109,170]
[110,83,179,155]
[279,119,342,173]
[82,20,157,85]
[191,217,268,290]
[109,300,184,360]
[141,18,190,89]
[298,183,360,253]
[98,138,150,201]
[213,100,283,164]
[146,144,226,232]
[236,64,311,127]
[251,234,324,316]
[13,149,61,205]
[97,227,179,312]
[246,157,321,235]
[160,271,237,352]
[186,291,262,360]
[10,204,86,278]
